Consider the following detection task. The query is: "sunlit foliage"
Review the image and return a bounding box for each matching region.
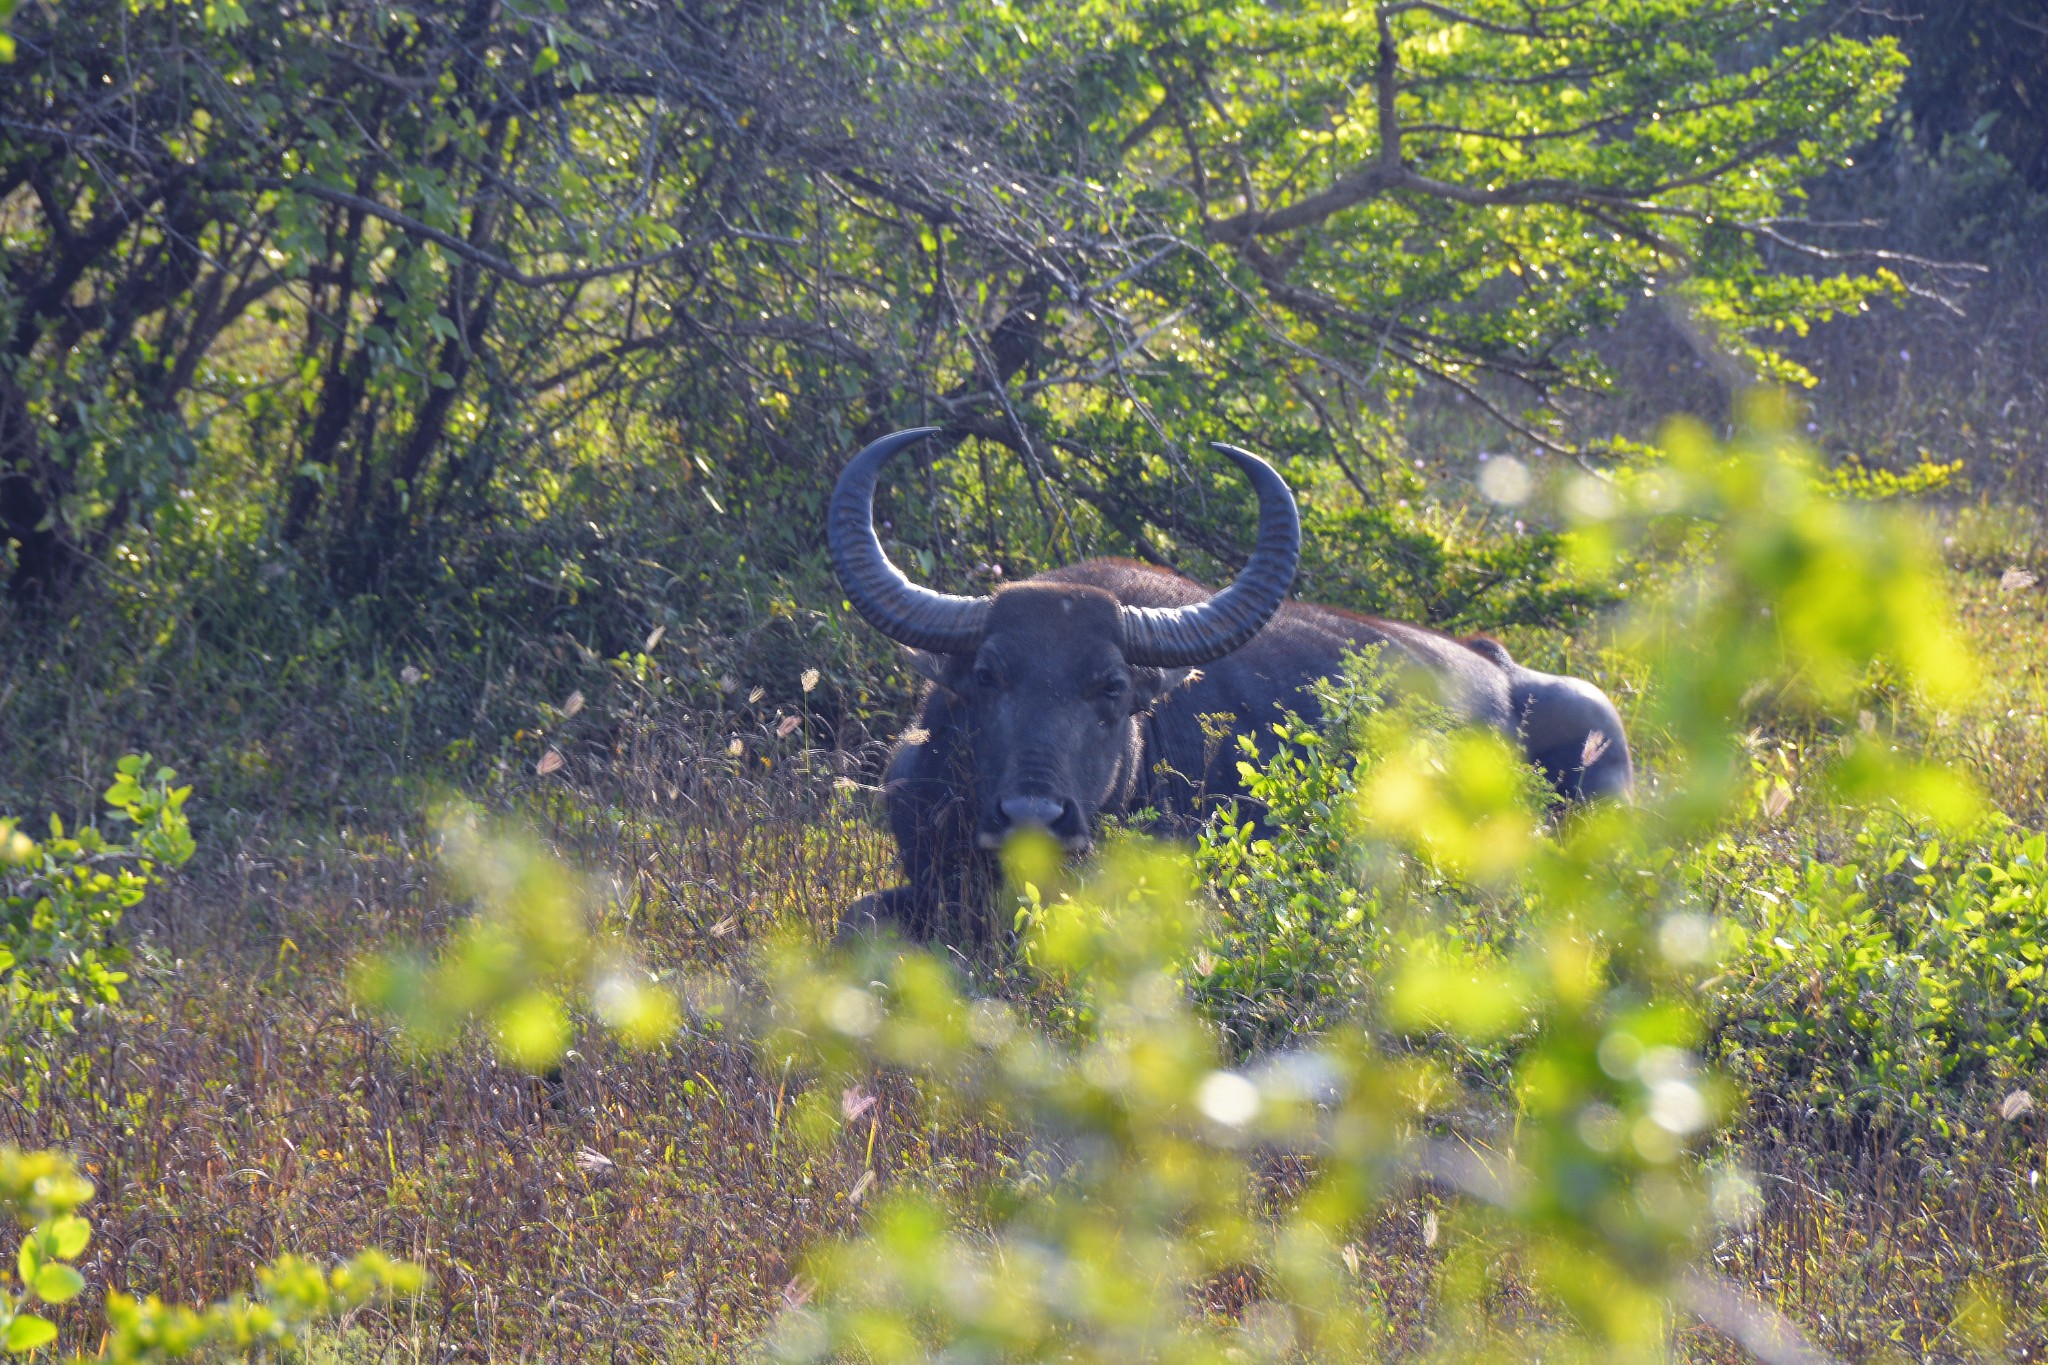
[753,406,1982,1361]
[1,757,193,1050]
[356,805,681,1070]
[1,0,1933,620]
[0,1145,420,1360]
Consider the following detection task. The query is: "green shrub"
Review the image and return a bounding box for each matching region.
[1710,818,2048,1121]
[0,761,423,1358]
[1190,401,2031,1131]
[0,756,193,1044]
[1188,654,1543,1058]
[1187,672,2048,1129]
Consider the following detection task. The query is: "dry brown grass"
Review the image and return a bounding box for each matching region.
[0,732,955,1360]
[1713,1106,2048,1363]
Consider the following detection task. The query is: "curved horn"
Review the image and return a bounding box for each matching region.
[828,427,991,653]
[1120,443,1300,667]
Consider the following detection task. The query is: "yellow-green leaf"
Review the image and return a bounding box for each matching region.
[3,1315,56,1352]
[31,1263,83,1305]
[44,1217,88,1261]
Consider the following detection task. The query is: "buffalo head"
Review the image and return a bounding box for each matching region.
[828,428,1301,851]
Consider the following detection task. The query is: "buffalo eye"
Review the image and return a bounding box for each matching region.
[1095,676,1128,725]
[973,662,1001,690]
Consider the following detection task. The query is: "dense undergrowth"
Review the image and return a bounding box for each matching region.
[1191,635,2048,1130]
[1,418,2044,1359]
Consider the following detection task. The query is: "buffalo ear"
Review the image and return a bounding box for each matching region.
[1134,666,1202,709]
[901,646,966,694]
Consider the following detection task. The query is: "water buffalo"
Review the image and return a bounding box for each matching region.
[831,427,1633,942]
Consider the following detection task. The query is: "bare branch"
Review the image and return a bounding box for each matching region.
[1380,1,1552,39]
[252,177,700,288]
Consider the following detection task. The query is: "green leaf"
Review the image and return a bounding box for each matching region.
[2,1315,55,1353]
[44,1218,88,1262]
[495,992,571,1072]
[30,1265,82,1306]
[532,45,559,75]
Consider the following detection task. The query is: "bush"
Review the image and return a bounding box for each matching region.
[1188,409,2038,1130]
[1188,653,1543,1058]
[0,755,193,1048]
[1194,682,2048,1130]
[1710,818,2048,1122]
[0,760,423,1358]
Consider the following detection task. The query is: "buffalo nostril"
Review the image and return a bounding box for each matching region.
[999,795,1066,829]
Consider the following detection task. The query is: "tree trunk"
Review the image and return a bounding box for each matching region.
[0,378,84,607]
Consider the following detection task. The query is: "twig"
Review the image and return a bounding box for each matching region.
[252,177,699,288]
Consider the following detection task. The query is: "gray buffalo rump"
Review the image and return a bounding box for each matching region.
[829,428,1633,944]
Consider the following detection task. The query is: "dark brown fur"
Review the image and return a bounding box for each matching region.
[847,560,1632,943]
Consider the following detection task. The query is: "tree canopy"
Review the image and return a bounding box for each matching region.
[1,0,1933,615]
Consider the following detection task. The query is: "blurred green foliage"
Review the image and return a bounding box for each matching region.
[749,405,1988,1360]
[0,1148,95,1355]
[1189,654,1540,1056]
[1570,392,1977,825]
[356,805,682,1071]
[0,1144,420,1361]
